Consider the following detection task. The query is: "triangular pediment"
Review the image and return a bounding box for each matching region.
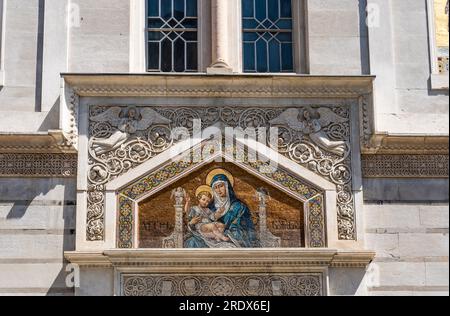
[107,134,335,201]
[111,135,334,249]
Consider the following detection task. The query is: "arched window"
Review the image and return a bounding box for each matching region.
[147,0,199,72]
[242,0,294,73]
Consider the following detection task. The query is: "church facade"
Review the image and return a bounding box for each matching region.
[0,0,448,296]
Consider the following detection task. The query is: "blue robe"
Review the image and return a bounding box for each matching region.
[184,174,259,248]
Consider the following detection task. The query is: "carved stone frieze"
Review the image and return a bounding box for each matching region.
[0,131,77,154]
[121,273,324,296]
[86,105,354,242]
[62,74,376,159]
[362,154,449,178]
[269,106,355,240]
[0,153,77,177]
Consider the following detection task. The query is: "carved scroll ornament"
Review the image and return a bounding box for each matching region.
[86,105,355,242]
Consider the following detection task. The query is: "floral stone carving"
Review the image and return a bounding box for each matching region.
[86,105,355,242]
[121,274,323,296]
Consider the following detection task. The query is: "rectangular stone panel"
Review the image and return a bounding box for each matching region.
[121,273,324,296]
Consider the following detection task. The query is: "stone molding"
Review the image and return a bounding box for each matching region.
[0,130,76,154]
[0,153,77,177]
[363,135,449,155]
[2,152,446,179]
[362,154,449,178]
[64,249,375,269]
[62,74,375,98]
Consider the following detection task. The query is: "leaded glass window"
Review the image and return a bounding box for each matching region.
[242,0,294,73]
[147,0,198,72]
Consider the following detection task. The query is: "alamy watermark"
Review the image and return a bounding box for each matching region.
[169,119,281,173]
[67,3,80,28]
[366,3,381,28]
[65,263,80,289]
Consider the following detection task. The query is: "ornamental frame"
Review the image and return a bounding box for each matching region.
[66,74,374,252]
[116,145,327,249]
[77,99,362,249]
[83,103,359,248]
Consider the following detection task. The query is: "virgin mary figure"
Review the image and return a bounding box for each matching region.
[184,169,259,248]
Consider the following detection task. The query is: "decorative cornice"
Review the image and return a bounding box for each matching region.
[330,251,377,268]
[62,74,375,98]
[64,249,375,269]
[362,135,449,155]
[0,130,77,154]
[0,153,77,178]
[362,154,449,178]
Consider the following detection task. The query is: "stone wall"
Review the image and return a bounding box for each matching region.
[368,0,449,135]
[0,0,448,297]
[307,0,370,75]
[363,178,449,296]
[0,178,76,296]
[0,0,63,132]
[69,0,130,73]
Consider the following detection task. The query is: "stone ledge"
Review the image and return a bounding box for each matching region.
[0,130,76,154]
[0,288,74,295]
[430,74,449,91]
[363,135,449,155]
[368,286,449,292]
[62,73,375,98]
[64,249,375,269]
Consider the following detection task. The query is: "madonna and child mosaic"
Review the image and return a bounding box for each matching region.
[137,163,308,249]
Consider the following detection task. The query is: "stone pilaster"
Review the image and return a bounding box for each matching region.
[207,0,233,74]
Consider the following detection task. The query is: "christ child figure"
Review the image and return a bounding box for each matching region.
[185,186,230,242]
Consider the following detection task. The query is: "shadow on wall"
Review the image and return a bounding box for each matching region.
[329,268,368,296]
[2,178,76,296]
[35,0,45,113]
[47,181,76,296]
[38,97,60,132]
[359,0,371,75]
[428,78,450,96]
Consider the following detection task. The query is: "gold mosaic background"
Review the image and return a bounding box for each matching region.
[435,0,449,50]
[138,163,305,248]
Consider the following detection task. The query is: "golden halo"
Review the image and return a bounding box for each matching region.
[206,169,235,188]
[195,185,213,198]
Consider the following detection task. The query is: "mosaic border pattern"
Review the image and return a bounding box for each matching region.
[118,156,325,249]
